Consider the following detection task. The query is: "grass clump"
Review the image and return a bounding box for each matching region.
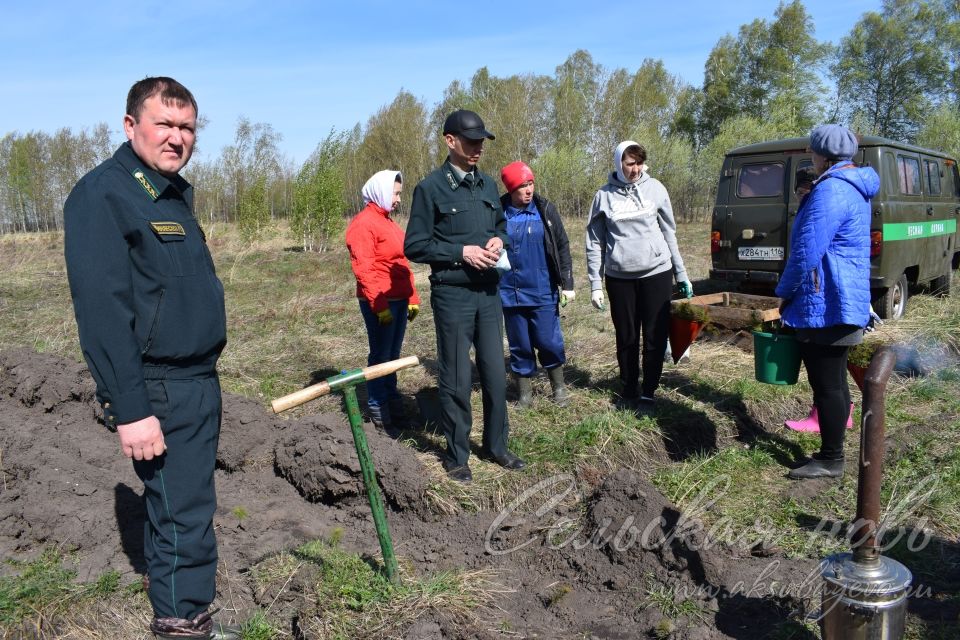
[513,409,657,468]
[637,573,707,626]
[240,611,281,640]
[0,548,122,627]
[672,301,710,324]
[249,533,502,639]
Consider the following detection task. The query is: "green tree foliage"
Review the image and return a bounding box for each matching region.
[700,35,741,143]
[945,0,960,105]
[916,104,960,161]
[552,51,601,151]
[832,0,948,139]
[530,145,596,218]
[0,125,111,233]
[700,1,830,142]
[766,1,833,132]
[354,91,432,216]
[293,131,348,252]
[597,60,690,152]
[238,174,269,240]
[220,117,286,238]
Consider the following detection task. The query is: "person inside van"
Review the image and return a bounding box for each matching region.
[776,124,879,479]
[794,166,816,201]
[586,140,693,413]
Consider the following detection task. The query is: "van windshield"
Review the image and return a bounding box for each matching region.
[738,162,784,198]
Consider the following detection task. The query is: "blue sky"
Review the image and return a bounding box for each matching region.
[1,0,879,165]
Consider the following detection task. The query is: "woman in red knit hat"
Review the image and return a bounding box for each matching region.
[346,170,420,435]
[498,161,575,407]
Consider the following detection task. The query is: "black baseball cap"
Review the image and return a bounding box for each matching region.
[443,109,495,140]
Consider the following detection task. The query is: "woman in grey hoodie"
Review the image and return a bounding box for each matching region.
[586,141,693,411]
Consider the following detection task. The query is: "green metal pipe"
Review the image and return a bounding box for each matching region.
[342,383,400,583]
[324,368,366,391]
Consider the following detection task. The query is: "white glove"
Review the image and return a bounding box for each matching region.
[560,290,576,306]
[866,306,883,333]
[591,290,604,310]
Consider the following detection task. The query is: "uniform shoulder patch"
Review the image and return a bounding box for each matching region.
[150,221,186,236]
[133,169,160,201]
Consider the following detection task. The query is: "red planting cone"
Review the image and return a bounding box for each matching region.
[669,315,704,364]
[847,362,867,393]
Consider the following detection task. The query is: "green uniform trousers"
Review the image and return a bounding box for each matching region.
[133,364,221,620]
[431,283,510,466]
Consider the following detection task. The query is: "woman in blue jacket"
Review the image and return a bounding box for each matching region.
[776,124,879,480]
[498,161,575,407]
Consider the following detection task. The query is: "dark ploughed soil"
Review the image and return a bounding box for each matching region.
[0,349,821,639]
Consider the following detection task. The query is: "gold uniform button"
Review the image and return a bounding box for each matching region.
[104,402,111,409]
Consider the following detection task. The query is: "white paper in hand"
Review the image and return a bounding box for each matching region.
[494,250,511,275]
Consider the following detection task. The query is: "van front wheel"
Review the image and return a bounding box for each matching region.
[874,273,909,320]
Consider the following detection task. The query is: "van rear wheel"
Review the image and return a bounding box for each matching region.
[874,273,908,320]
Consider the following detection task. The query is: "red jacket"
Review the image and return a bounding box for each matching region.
[345,203,420,312]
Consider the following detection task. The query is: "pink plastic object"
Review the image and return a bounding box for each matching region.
[784,403,854,433]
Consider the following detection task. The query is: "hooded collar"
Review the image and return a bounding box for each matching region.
[613,139,649,185]
[818,162,880,200]
[361,170,401,212]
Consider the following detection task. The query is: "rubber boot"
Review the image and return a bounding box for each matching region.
[788,456,844,479]
[785,404,855,433]
[151,609,241,639]
[547,366,569,407]
[785,405,819,432]
[515,375,533,408]
[388,396,409,429]
[369,404,401,439]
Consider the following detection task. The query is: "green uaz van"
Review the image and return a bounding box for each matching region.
[710,135,959,319]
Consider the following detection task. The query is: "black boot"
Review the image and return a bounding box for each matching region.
[151,609,241,639]
[788,456,844,479]
[547,366,569,406]
[388,396,410,429]
[515,375,533,408]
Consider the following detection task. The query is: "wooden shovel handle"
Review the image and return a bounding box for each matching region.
[271,381,332,414]
[271,355,420,413]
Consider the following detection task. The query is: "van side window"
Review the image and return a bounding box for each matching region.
[738,162,784,198]
[897,155,921,195]
[924,159,941,196]
[950,162,960,197]
[884,152,897,195]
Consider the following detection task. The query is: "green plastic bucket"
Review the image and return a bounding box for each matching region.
[753,331,801,385]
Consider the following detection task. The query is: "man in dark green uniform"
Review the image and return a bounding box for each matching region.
[64,77,237,640]
[404,110,526,483]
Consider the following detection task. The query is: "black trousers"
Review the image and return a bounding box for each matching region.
[798,342,851,460]
[431,283,509,466]
[605,271,673,398]
[134,367,221,620]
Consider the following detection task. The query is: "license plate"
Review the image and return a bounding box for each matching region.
[738,246,784,260]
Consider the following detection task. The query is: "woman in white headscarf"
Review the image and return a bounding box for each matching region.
[585,141,693,413]
[345,170,420,435]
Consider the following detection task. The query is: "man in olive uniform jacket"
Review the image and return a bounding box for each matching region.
[404,110,526,483]
[64,77,237,640]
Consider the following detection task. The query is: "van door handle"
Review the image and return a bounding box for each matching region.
[927,206,934,216]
